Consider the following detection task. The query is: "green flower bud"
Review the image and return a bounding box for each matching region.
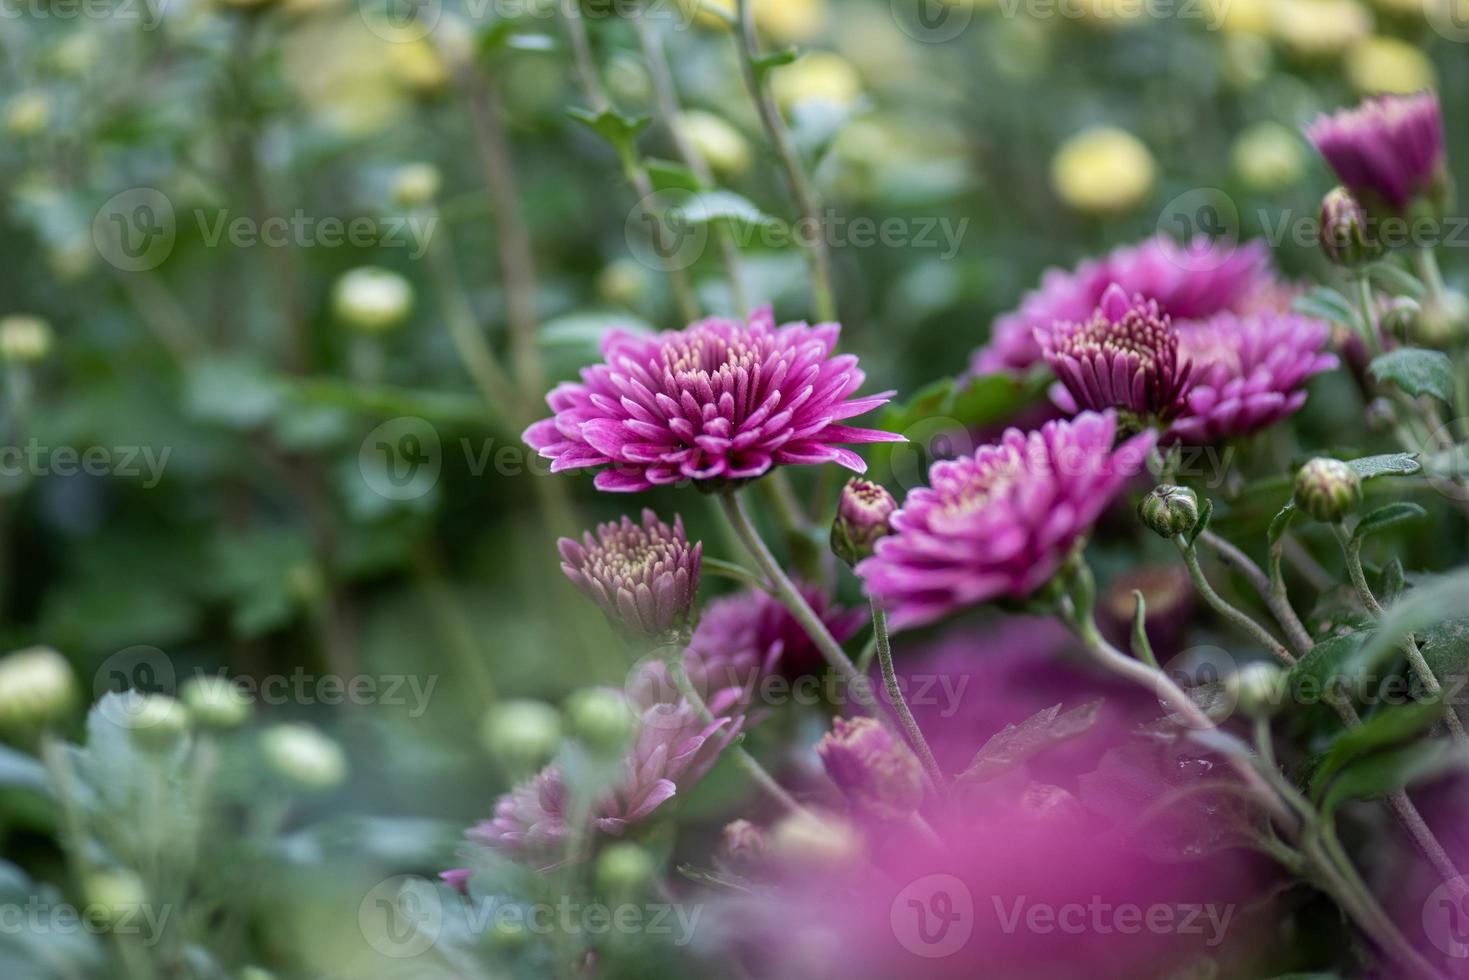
[391,163,441,210]
[0,646,76,735]
[180,675,253,730]
[1293,458,1362,523]
[1380,296,1420,339]
[596,259,650,308]
[1228,662,1287,718]
[768,810,861,869]
[595,842,656,894]
[83,870,148,930]
[479,700,562,774]
[1319,187,1384,268]
[0,315,53,363]
[1138,485,1200,539]
[260,723,347,789]
[830,478,897,566]
[1414,291,1469,348]
[118,693,190,750]
[564,688,634,750]
[331,267,413,334]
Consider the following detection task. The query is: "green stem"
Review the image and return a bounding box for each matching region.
[1416,246,1449,309]
[870,602,945,791]
[1178,540,1296,665]
[1200,529,1314,658]
[701,556,773,594]
[1354,273,1384,357]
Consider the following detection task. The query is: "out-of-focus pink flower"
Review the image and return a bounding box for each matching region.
[817,716,925,820]
[856,412,1155,632]
[1167,312,1338,444]
[1037,284,1192,422]
[972,236,1275,375]
[523,307,902,492]
[1305,92,1446,214]
[690,581,864,678]
[558,509,701,640]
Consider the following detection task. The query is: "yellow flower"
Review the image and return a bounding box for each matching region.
[680,111,752,178]
[1050,126,1156,215]
[1272,0,1373,59]
[1207,0,1272,34]
[1232,122,1306,192]
[1346,36,1436,94]
[6,92,49,137]
[690,0,826,42]
[388,38,449,95]
[771,52,861,110]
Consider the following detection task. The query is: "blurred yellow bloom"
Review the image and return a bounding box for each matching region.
[680,111,752,178]
[771,52,862,110]
[1050,126,1156,215]
[1271,0,1373,59]
[1346,36,1435,94]
[691,0,827,42]
[6,92,49,137]
[1232,122,1306,192]
[283,17,408,135]
[388,39,449,95]
[1207,0,1272,34]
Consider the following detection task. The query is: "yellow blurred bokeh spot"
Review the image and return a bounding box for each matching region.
[1050,126,1156,215]
[1346,35,1436,94]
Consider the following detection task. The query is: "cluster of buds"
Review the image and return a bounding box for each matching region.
[830,478,897,566]
[816,716,925,820]
[559,510,702,642]
[1138,485,1201,540]
[1293,458,1362,523]
[1228,662,1288,719]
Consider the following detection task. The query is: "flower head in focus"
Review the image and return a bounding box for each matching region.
[1037,284,1192,424]
[972,236,1275,375]
[857,412,1155,632]
[524,308,902,493]
[1305,91,1447,215]
[558,509,701,641]
[1168,312,1338,444]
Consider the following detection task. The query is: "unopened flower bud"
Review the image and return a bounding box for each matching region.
[332,267,413,334]
[595,842,656,894]
[261,723,347,789]
[1228,662,1287,718]
[564,688,634,749]
[717,819,768,873]
[1319,187,1384,268]
[1414,292,1469,347]
[180,675,252,730]
[391,163,441,210]
[596,259,649,307]
[1380,296,1420,339]
[1139,485,1200,539]
[1294,458,1362,523]
[84,870,147,930]
[0,315,53,363]
[119,693,190,750]
[680,111,752,178]
[0,646,76,735]
[816,716,924,820]
[768,809,861,868]
[558,510,701,642]
[480,700,562,774]
[830,479,897,566]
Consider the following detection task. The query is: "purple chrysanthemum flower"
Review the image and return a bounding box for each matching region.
[689,582,864,678]
[818,716,925,820]
[856,412,1155,632]
[1305,92,1446,214]
[558,509,701,640]
[1037,284,1192,423]
[1167,312,1338,445]
[971,236,1275,375]
[523,307,903,492]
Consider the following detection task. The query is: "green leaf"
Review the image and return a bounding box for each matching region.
[1414,617,1469,699]
[1346,453,1421,480]
[1368,349,1455,403]
[644,158,703,193]
[1355,568,1469,678]
[1267,503,1296,545]
[184,356,283,430]
[1352,502,1428,542]
[1309,695,1446,801]
[1292,287,1360,330]
[1321,738,1464,818]
[0,746,49,797]
[1379,557,1407,602]
[751,48,800,79]
[1368,261,1426,299]
[565,107,651,151]
[1289,629,1372,692]
[954,700,1103,786]
[679,190,780,228]
[1186,497,1213,547]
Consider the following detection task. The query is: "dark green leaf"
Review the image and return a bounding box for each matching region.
[954,700,1103,786]
[751,48,800,79]
[1369,349,1455,403]
[679,190,780,228]
[645,158,702,192]
[1309,695,1446,801]
[1289,629,1372,691]
[1346,453,1421,480]
[1186,497,1213,547]
[1321,739,1464,817]
[1352,502,1428,542]
[565,107,651,151]
[1267,503,1296,545]
[1292,288,1360,330]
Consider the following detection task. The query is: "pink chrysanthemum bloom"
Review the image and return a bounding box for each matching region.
[1037,284,1192,423]
[523,308,903,492]
[689,582,864,678]
[1305,92,1447,214]
[558,509,701,641]
[856,412,1155,632]
[1167,312,1338,445]
[972,236,1274,375]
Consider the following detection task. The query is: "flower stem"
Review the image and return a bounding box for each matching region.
[719,489,877,711]
[731,0,837,322]
[870,601,945,790]
[1177,539,1296,665]
[1199,529,1314,658]
[1332,523,1469,747]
